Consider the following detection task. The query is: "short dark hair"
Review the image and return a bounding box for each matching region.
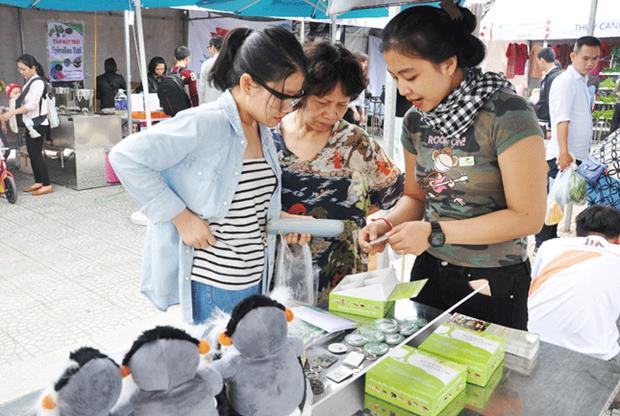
[174,45,191,61]
[104,57,117,74]
[380,6,485,68]
[209,36,223,50]
[301,41,366,102]
[147,56,167,76]
[209,26,306,93]
[575,205,620,239]
[354,52,368,63]
[574,36,601,53]
[537,47,556,63]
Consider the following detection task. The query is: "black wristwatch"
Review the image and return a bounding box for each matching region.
[428,221,446,248]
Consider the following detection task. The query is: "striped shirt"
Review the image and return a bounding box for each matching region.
[191,159,277,289]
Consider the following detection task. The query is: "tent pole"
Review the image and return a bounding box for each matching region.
[93,12,98,109]
[134,0,151,127]
[124,10,133,134]
[17,8,25,55]
[330,15,337,43]
[300,19,305,44]
[377,6,400,271]
[587,0,598,35]
[381,6,400,160]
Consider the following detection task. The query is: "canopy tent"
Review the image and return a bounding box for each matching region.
[0,0,191,11]
[194,0,388,19]
[478,0,619,41]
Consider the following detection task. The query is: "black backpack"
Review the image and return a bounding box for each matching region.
[157,69,191,117]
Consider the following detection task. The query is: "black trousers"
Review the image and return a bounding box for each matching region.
[411,252,531,330]
[26,125,50,186]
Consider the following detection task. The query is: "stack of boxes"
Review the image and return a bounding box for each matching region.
[365,322,506,415]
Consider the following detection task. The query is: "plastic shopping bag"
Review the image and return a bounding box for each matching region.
[273,238,318,305]
[544,165,575,225]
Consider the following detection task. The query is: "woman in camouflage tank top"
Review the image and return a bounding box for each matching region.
[359,5,547,330]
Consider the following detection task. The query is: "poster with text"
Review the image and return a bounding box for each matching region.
[47,21,84,83]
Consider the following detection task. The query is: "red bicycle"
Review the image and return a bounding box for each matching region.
[0,146,17,204]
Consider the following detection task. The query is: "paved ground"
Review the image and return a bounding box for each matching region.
[0,168,183,405]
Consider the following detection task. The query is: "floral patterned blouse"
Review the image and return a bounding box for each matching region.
[272,120,404,304]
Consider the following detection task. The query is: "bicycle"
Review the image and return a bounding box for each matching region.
[0,146,17,204]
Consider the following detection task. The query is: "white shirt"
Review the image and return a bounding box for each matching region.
[528,235,620,360]
[547,65,592,161]
[198,54,222,104]
[21,76,49,126]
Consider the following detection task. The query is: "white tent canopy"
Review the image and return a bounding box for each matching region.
[479,0,620,41]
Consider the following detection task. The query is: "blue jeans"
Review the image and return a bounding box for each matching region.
[191,281,260,324]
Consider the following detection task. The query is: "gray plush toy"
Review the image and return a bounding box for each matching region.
[213,295,309,416]
[36,347,122,416]
[111,326,223,416]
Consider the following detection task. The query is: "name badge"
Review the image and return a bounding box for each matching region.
[458,156,475,167]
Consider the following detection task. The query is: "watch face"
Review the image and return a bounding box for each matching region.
[431,233,445,247]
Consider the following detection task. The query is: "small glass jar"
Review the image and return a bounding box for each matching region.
[357,327,386,343]
[344,333,368,348]
[374,318,399,334]
[363,342,389,357]
[385,333,405,346]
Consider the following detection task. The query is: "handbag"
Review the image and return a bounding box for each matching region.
[586,173,620,210]
[576,156,606,185]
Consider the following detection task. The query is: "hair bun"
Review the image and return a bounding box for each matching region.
[457,6,477,34]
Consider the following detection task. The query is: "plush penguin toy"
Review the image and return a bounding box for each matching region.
[36,347,123,416]
[213,295,309,416]
[110,325,222,416]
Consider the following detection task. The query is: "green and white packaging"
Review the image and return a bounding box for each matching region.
[329,268,426,318]
[464,364,504,409]
[364,391,465,416]
[419,322,505,387]
[365,346,467,416]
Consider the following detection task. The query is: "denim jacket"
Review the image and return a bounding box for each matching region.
[109,91,282,323]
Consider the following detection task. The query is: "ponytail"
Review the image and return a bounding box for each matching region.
[17,54,49,81]
[209,28,254,91]
[208,26,306,92]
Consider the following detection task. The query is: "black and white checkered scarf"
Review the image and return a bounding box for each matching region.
[419,68,515,138]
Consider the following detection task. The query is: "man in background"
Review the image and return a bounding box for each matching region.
[199,36,223,104]
[170,45,199,107]
[534,47,562,140]
[536,36,601,248]
[529,205,620,363]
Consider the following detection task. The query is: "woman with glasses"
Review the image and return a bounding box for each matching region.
[272,41,403,304]
[110,27,306,323]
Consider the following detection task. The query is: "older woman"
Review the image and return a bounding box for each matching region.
[272,41,403,303]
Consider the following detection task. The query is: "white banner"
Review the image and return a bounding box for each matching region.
[479,0,620,41]
[188,13,292,75]
[47,21,84,82]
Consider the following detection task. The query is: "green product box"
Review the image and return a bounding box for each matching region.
[328,268,426,318]
[464,364,503,409]
[365,346,467,416]
[419,322,505,387]
[364,392,465,416]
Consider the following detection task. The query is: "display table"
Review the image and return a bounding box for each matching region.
[311,302,620,416]
[1,301,619,416]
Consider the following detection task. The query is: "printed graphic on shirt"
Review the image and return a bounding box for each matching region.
[422,147,469,207]
[401,88,542,267]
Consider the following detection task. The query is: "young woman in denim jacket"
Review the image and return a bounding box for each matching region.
[110,27,306,323]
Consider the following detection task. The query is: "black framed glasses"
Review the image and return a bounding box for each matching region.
[253,77,305,109]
